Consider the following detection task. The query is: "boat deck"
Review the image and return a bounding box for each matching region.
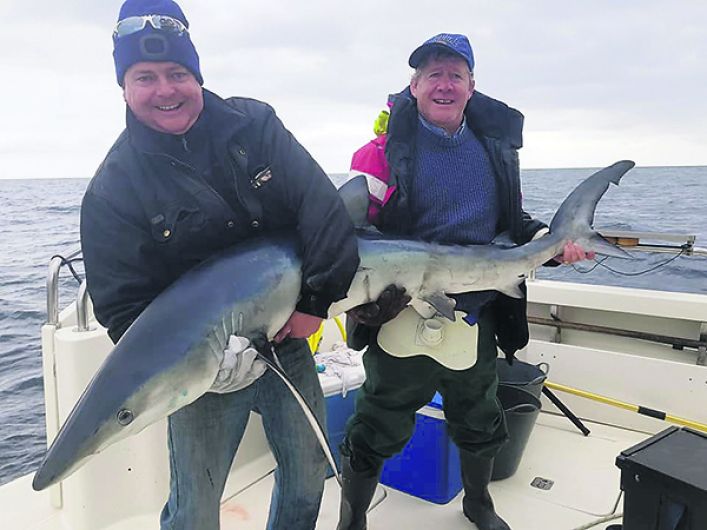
[4,412,648,529]
[220,413,647,530]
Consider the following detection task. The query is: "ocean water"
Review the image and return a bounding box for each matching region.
[1,166,706,486]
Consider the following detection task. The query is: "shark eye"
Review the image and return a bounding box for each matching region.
[117,409,134,426]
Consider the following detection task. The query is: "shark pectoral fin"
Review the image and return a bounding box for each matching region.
[421,292,457,321]
[585,233,634,259]
[497,283,525,299]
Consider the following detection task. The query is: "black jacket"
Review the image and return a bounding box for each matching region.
[81,90,359,343]
[350,88,545,357]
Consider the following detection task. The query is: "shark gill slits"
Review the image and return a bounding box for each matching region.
[117,409,134,426]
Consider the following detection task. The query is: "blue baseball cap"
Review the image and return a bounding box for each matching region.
[408,33,474,72]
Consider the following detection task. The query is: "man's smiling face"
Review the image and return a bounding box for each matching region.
[123,61,203,135]
[410,55,474,134]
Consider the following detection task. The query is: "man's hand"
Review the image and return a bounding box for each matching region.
[274,311,323,343]
[347,285,411,327]
[554,241,595,265]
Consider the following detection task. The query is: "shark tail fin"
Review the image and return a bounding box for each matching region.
[549,160,636,258]
[583,233,634,259]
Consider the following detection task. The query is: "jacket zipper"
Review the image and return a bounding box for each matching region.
[225,154,250,221]
[151,151,236,216]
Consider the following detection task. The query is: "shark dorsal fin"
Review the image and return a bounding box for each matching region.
[338,175,371,228]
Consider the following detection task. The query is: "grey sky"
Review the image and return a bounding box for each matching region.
[1,0,706,179]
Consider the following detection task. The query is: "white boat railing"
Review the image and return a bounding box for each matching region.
[47,248,82,327]
[76,281,91,332]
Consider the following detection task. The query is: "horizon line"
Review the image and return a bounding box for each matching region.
[1,163,706,181]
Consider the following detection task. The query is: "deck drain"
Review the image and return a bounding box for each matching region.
[530,477,554,490]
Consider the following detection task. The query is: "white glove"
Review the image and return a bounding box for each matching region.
[210,335,267,394]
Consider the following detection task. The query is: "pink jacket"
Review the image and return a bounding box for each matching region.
[349,134,396,224]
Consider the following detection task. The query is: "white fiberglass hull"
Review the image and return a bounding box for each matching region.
[2,279,706,530]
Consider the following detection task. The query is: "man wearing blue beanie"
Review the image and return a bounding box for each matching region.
[80,1,359,528]
[113,0,203,86]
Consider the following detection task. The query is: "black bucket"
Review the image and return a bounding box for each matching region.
[492,384,541,481]
[495,359,548,399]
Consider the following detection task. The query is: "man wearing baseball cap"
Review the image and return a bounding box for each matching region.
[80,1,359,528]
[338,33,593,530]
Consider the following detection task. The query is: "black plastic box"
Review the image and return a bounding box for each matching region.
[616,426,707,530]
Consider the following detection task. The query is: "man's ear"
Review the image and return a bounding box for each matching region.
[410,79,418,98]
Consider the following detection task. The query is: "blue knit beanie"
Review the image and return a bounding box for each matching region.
[113,0,203,86]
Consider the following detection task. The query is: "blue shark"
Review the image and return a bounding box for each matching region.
[32,160,635,490]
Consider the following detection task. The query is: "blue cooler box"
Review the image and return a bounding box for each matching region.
[380,393,462,504]
[317,351,366,476]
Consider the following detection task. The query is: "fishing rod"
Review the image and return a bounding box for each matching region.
[544,381,707,433]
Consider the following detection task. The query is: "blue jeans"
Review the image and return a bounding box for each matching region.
[160,339,326,530]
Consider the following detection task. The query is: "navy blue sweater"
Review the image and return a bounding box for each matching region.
[410,118,499,321]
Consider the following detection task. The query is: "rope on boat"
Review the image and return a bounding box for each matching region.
[570,491,623,530]
[49,254,84,284]
[570,512,622,530]
[570,246,688,276]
